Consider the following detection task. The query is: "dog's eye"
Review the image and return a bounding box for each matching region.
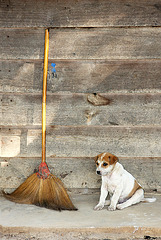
[96,162,99,166]
[103,162,108,166]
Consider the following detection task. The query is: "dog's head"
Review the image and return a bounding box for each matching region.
[94,152,118,176]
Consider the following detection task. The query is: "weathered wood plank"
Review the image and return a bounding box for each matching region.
[1,126,161,157]
[0,60,43,93]
[0,29,44,60]
[1,93,161,126]
[1,28,161,60]
[1,157,161,191]
[49,28,161,59]
[0,0,161,28]
[1,60,161,93]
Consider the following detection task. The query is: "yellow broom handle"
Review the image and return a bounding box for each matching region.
[42,29,49,163]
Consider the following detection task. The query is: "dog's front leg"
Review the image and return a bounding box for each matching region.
[108,187,122,211]
[94,183,108,211]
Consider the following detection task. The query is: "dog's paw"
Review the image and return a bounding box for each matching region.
[94,203,104,211]
[116,204,124,210]
[108,204,116,211]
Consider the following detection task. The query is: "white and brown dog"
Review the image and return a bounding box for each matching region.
[94,152,156,211]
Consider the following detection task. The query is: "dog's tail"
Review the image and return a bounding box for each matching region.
[141,197,156,203]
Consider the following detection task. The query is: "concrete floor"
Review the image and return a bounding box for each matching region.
[0,193,161,239]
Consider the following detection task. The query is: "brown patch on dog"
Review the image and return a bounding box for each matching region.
[95,152,118,167]
[94,155,98,163]
[128,180,142,199]
[103,153,118,163]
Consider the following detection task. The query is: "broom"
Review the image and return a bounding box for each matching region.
[3,29,77,211]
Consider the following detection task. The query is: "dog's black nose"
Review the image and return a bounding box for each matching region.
[97,171,101,175]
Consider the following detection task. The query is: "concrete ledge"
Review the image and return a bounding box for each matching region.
[0,193,161,239]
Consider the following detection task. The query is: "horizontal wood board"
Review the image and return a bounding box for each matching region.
[1,157,161,191]
[0,60,161,93]
[1,93,161,126]
[1,28,161,60]
[0,0,161,27]
[49,28,161,60]
[1,126,161,158]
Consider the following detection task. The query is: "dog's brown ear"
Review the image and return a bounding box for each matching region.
[109,155,118,164]
[114,155,119,163]
[94,156,98,162]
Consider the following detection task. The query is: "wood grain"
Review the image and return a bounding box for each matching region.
[1,28,161,60]
[0,29,44,60]
[1,126,161,158]
[1,157,161,191]
[0,0,161,28]
[49,28,161,60]
[1,60,161,93]
[1,93,161,126]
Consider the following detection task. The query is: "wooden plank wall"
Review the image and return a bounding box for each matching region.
[0,0,161,192]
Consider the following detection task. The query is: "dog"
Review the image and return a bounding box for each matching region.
[94,152,156,211]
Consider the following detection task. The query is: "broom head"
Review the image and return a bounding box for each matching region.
[3,162,77,211]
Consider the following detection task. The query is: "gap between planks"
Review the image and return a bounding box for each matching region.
[1,58,161,62]
[0,26,161,30]
[1,156,161,160]
[1,92,161,96]
[0,125,161,129]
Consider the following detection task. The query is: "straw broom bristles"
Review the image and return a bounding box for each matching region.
[3,163,77,211]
